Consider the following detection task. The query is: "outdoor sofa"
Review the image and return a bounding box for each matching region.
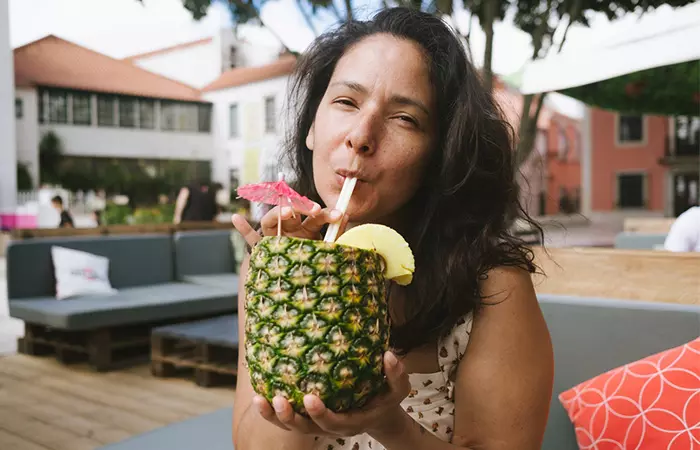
[7,232,238,370]
[99,293,700,449]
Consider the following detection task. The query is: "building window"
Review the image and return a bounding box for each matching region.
[97,95,116,126]
[229,47,237,69]
[618,115,644,143]
[72,93,92,125]
[161,101,177,131]
[48,91,68,124]
[198,104,212,133]
[15,98,22,118]
[617,173,645,209]
[119,98,137,128]
[229,104,239,137]
[139,99,155,129]
[265,96,276,132]
[178,103,198,132]
[557,127,569,160]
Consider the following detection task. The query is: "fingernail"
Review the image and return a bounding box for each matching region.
[272,397,285,412]
[330,210,342,220]
[386,352,398,369]
[282,207,292,216]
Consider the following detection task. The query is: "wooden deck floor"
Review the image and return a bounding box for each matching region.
[0,354,234,450]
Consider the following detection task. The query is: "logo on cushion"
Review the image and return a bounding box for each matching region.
[71,267,107,282]
[559,338,700,449]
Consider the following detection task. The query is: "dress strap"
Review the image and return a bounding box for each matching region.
[438,312,474,400]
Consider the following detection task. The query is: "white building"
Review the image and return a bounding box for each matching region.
[201,54,297,189]
[13,35,216,192]
[1,2,17,222]
[122,29,283,90]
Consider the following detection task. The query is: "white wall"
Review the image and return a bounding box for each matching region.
[0,2,17,214]
[15,88,39,186]
[204,75,291,181]
[38,124,214,161]
[131,42,221,89]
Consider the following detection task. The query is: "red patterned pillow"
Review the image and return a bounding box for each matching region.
[559,337,700,450]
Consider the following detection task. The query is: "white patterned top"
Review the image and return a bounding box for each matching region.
[314,312,474,450]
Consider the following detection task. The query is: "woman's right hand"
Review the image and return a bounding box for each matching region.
[231,204,348,249]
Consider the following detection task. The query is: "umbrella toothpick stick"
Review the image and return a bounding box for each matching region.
[277,172,284,237]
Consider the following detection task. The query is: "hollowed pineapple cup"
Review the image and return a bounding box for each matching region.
[244,235,391,416]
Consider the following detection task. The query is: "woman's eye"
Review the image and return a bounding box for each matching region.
[335,99,355,107]
[398,115,418,126]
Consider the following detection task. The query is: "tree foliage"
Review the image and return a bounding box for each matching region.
[169,0,695,169]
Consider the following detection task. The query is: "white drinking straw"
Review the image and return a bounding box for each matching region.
[323,176,357,243]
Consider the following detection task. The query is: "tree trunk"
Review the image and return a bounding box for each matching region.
[482,0,497,92]
[514,0,580,168]
[296,0,319,35]
[344,0,353,21]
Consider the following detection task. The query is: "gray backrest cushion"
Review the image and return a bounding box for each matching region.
[614,232,667,250]
[7,234,174,299]
[173,230,236,278]
[538,294,700,450]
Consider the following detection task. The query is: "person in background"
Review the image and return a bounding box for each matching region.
[51,195,74,228]
[173,181,217,224]
[92,210,103,227]
[663,206,700,252]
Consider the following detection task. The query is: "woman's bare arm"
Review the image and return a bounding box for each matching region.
[173,187,189,224]
[450,266,554,449]
[232,254,316,450]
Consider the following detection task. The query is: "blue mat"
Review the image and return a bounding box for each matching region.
[100,407,234,449]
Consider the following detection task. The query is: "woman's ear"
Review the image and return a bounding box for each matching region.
[305,123,315,151]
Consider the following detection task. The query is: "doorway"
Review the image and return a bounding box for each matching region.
[617,173,645,209]
[673,173,700,216]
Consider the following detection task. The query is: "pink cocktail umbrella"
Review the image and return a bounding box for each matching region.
[236,173,316,236]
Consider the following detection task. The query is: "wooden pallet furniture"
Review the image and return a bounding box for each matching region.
[18,312,225,371]
[151,314,239,387]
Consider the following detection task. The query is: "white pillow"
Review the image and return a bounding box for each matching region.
[51,246,118,300]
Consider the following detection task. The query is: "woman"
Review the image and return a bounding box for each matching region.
[232,7,554,449]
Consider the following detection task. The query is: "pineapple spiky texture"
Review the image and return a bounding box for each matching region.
[245,235,392,416]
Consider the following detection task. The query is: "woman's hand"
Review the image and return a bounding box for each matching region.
[232,203,348,249]
[250,351,412,439]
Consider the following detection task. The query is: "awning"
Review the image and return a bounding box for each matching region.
[520,4,700,116]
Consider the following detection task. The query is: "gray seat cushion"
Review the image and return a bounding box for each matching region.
[99,407,233,450]
[183,274,239,291]
[538,294,700,450]
[153,314,239,347]
[174,230,237,279]
[7,234,175,300]
[9,283,237,330]
[614,232,667,250]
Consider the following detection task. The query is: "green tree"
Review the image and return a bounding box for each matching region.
[169,0,695,169]
[512,0,697,169]
[39,130,64,185]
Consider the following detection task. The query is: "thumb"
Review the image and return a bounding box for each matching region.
[384,352,410,400]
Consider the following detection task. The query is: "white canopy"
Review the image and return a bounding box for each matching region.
[520,3,700,95]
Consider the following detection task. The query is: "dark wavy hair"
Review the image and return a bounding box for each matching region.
[282,6,544,354]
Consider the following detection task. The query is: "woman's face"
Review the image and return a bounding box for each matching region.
[306,33,436,225]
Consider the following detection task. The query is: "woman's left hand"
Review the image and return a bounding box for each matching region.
[251,351,412,438]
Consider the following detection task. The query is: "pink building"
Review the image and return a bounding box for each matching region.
[589,109,699,217]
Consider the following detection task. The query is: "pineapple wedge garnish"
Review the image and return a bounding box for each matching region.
[335,224,415,285]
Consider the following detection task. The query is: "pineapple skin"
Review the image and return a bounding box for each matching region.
[244,235,391,416]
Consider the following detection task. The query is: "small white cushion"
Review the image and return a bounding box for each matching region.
[51,246,117,300]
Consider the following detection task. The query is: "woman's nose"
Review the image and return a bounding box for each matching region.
[344,113,377,156]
